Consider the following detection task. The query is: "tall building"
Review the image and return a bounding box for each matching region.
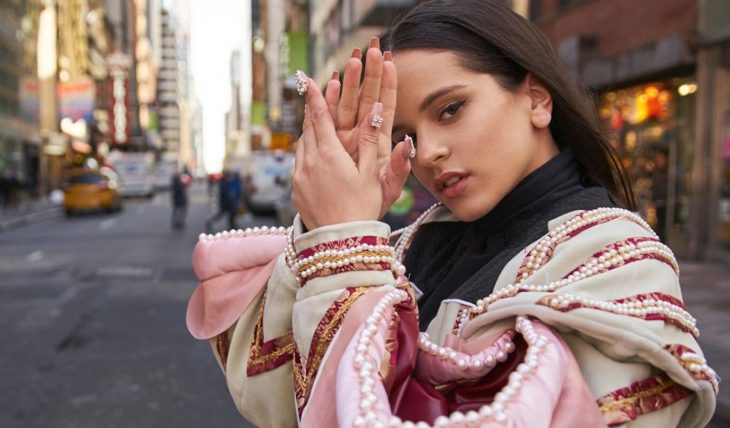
[0,0,43,194]
[525,0,730,260]
[157,8,180,154]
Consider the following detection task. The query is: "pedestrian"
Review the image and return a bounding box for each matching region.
[228,170,242,226]
[187,1,717,426]
[0,171,9,211]
[171,171,188,229]
[205,169,234,232]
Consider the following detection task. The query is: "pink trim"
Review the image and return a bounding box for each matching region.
[298,288,390,427]
[192,234,286,281]
[187,257,279,340]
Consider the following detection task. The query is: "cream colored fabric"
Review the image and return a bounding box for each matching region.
[212,209,716,427]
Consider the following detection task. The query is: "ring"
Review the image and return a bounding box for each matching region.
[406,134,416,159]
[295,70,308,96]
[370,114,384,128]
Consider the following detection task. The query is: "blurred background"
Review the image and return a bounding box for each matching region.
[0,0,729,426]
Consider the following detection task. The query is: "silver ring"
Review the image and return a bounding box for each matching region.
[370,114,384,128]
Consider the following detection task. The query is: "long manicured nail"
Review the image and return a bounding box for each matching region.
[331,70,339,81]
[369,37,380,50]
[383,51,392,62]
[370,102,384,128]
[351,47,362,59]
[405,135,416,159]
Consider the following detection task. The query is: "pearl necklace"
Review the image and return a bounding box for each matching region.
[393,203,443,262]
[350,289,549,428]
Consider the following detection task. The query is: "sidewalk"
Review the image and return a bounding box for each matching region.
[680,260,730,424]
[0,197,62,233]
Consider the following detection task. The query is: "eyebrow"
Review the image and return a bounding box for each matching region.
[419,84,467,112]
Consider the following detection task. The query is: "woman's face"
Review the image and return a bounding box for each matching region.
[392,50,558,222]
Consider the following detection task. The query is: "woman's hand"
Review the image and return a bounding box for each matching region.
[323,37,396,173]
[292,77,412,230]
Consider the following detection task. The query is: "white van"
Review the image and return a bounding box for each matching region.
[107,151,155,197]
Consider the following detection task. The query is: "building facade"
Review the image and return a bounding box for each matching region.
[527,0,730,261]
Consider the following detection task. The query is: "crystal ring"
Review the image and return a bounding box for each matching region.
[295,70,308,96]
[370,114,384,128]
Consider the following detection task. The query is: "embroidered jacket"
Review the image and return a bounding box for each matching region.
[186,206,718,427]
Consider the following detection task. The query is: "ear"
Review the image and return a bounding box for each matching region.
[526,73,553,129]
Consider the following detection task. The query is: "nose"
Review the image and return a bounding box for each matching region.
[416,132,449,166]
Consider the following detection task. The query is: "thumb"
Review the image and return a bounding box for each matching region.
[357,102,383,175]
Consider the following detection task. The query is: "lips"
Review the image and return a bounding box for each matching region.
[434,171,468,196]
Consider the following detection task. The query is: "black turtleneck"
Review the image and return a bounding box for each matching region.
[404,150,616,329]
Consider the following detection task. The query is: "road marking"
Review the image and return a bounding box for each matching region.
[25,250,44,263]
[99,219,116,230]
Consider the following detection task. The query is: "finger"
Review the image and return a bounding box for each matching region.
[301,102,318,159]
[324,70,341,126]
[294,136,304,176]
[356,38,384,125]
[338,48,363,129]
[381,139,412,211]
[378,55,397,158]
[358,102,383,176]
[304,77,340,151]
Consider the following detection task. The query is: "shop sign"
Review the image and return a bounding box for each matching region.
[110,69,130,144]
[57,77,96,122]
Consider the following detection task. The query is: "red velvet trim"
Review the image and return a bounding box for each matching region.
[294,286,369,415]
[246,292,295,376]
[665,344,719,392]
[561,237,677,280]
[597,372,693,426]
[537,292,697,336]
[295,235,389,260]
[299,261,392,287]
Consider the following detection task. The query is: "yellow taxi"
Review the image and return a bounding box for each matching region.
[63,167,123,215]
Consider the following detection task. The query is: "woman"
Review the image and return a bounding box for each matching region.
[186,1,717,426]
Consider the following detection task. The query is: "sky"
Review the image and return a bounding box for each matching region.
[188,0,250,173]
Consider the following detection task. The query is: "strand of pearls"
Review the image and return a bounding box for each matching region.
[284,226,296,268]
[393,203,442,262]
[296,250,397,279]
[516,208,659,284]
[293,244,394,272]
[417,330,516,371]
[679,352,719,391]
[352,312,548,427]
[472,236,680,316]
[540,293,698,337]
[198,226,288,242]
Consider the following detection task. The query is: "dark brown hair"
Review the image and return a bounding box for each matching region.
[386,0,636,209]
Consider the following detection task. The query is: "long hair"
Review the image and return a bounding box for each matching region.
[386,0,636,210]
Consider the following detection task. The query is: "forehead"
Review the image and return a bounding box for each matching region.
[392,50,470,86]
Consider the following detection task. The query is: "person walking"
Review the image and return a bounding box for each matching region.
[171,171,188,229]
[205,170,235,232]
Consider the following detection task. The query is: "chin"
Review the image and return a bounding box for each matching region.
[444,201,493,223]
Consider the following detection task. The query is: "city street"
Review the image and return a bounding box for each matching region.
[0,183,257,427]
[1,183,730,427]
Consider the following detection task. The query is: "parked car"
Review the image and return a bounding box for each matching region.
[63,168,123,215]
[242,150,294,215]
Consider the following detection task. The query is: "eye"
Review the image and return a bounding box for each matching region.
[439,100,465,121]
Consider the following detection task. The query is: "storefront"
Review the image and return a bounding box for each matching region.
[599,77,697,257]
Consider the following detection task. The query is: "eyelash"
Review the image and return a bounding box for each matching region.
[439,100,465,121]
[391,100,465,148]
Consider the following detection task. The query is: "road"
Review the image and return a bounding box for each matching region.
[0,184,260,427]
